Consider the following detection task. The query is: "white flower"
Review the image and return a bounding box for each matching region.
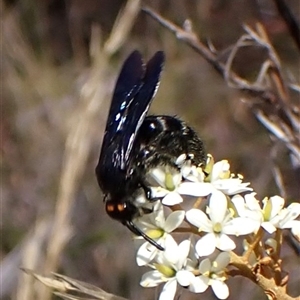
[260,196,285,233]
[175,154,206,182]
[176,158,253,204]
[276,202,300,230]
[140,239,194,300]
[231,193,263,231]
[186,190,258,256]
[205,157,253,195]
[148,166,208,206]
[259,195,299,234]
[208,158,231,180]
[136,203,185,266]
[175,153,188,166]
[196,252,231,299]
[147,155,251,208]
[275,202,300,241]
[232,194,300,236]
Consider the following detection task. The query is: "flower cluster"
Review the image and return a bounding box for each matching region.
[132,154,300,299]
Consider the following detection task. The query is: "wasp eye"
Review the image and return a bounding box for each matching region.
[106,203,115,213]
[117,203,126,212]
[105,200,138,221]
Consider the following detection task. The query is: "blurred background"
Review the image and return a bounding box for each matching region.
[2,0,300,299]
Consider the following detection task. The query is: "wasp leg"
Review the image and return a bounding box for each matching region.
[124,220,164,251]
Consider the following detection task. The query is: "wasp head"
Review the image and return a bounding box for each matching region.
[105,198,138,221]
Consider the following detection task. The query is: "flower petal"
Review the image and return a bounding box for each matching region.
[150,168,167,187]
[195,233,217,256]
[223,217,258,235]
[136,242,158,266]
[162,192,183,206]
[140,270,163,287]
[163,235,180,265]
[209,190,227,224]
[212,252,230,272]
[244,193,261,211]
[261,221,277,234]
[172,172,182,185]
[175,153,187,166]
[186,209,212,232]
[211,280,229,299]
[164,211,185,232]
[151,187,169,198]
[189,275,209,293]
[151,202,165,227]
[177,182,213,197]
[199,258,212,274]
[176,270,195,287]
[269,196,285,218]
[231,195,263,224]
[215,233,236,251]
[159,279,177,300]
[288,203,300,217]
[278,203,300,228]
[230,194,245,216]
[211,160,230,181]
[214,179,252,195]
[177,239,191,269]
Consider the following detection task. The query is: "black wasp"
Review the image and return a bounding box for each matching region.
[95,51,206,250]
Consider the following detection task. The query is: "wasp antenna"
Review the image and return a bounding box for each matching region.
[126,220,164,251]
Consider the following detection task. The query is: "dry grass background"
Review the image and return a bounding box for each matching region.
[1,0,299,299]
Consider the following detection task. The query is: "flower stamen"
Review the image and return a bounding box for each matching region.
[213,222,223,233]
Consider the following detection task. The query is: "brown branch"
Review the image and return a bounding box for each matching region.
[243,228,264,261]
[142,5,300,173]
[142,6,275,99]
[229,252,298,300]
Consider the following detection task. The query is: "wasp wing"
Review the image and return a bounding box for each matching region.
[101,51,144,148]
[96,51,165,191]
[121,51,165,170]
